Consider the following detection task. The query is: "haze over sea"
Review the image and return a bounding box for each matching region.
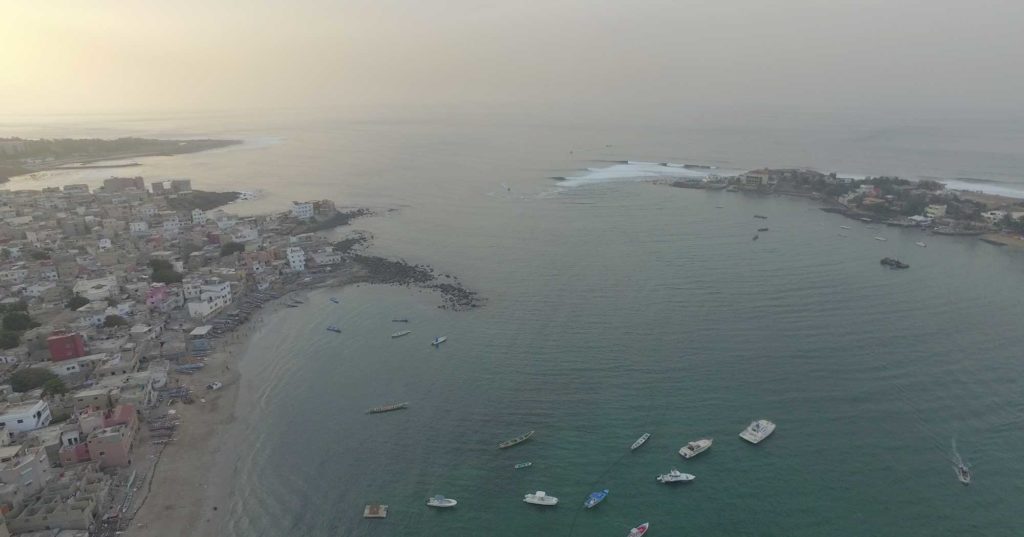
[4,109,1024,536]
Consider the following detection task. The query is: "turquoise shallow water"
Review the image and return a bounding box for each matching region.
[4,112,1024,535]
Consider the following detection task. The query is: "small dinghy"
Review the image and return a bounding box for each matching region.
[426,495,457,508]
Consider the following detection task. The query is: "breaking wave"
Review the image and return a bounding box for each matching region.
[557,161,736,187]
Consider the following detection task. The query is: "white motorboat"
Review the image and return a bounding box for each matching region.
[679,438,712,459]
[431,336,447,346]
[630,433,651,451]
[915,241,927,247]
[628,522,650,537]
[874,236,887,241]
[656,468,695,483]
[523,491,558,506]
[739,419,776,444]
[391,330,412,338]
[426,495,457,508]
[840,225,851,230]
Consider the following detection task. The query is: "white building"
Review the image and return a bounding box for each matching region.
[129,221,149,235]
[192,208,207,224]
[161,215,184,235]
[286,247,306,272]
[0,401,52,434]
[97,238,112,251]
[186,279,233,319]
[231,225,259,243]
[981,210,1007,224]
[291,202,314,220]
[72,275,118,302]
[183,278,202,300]
[0,445,53,506]
[136,204,158,219]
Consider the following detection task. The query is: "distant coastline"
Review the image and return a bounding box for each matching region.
[0,137,242,182]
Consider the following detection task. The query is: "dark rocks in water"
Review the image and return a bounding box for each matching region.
[351,254,482,310]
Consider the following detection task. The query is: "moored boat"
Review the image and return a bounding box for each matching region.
[758,227,769,232]
[739,419,776,444]
[391,330,412,338]
[874,236,887,241]
[431,336,447,346]
[499,430,535,449]
[630,433,651,451]
[656,468,695,483]
[915,241,927,247]
[523,491,558,506]
[754,214,768,219]
[329,297,340,304]
[426,495,457,508]
[584,489,608,509]
[679,438,713,459]
[367,402,409,414]
[392,318,410,323]
[326,325,341,333]
[514,461,532,469]
[840,225,851,230]
[628,522,650,537]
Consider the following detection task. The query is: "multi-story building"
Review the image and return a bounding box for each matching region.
[286,247,306,271]
[102,176,145,192]
[291,202,314,220]
[186,278,233,319]
[47,331,87,362]
[0,400,52,434]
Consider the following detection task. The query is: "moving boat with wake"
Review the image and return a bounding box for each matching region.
[955,462,971,485]
[630,433,651,451]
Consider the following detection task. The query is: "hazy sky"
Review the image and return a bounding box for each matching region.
[2,0,1023,116]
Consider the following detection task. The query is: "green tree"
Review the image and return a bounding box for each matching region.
[2,312,39,332]
[103,314,128,328]
[149,259,183,284]
[10,367,58,392]
[219,241,245,257]
[0,331,18,350]
[66,294,89,310]
[42,377,68,396]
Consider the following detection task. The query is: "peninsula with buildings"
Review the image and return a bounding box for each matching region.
[0,175,477,536]
[672,168,1024,247]
[0,138,241,182]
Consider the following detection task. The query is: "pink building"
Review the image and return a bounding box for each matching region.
[58,404,138,468]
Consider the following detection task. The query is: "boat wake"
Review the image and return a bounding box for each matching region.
[557,161,737,188]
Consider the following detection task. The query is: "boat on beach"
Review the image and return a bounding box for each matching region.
[679,438,713,459]
[523,491,558,506]
[630,433,651,451]
[657,468,695,483]
[628,522,650,537]
[391,330,412,338]
[499,430,535,449]
[367,402,409,414]
[426,495,457,508]
[739,419,776,444]
[584,489,608,509]
[514,461,532,469]
[431,336,447,346]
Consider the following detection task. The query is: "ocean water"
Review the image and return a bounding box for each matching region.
[3,110,1024,535]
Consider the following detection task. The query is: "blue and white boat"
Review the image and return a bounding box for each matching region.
[583,489,608,509]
